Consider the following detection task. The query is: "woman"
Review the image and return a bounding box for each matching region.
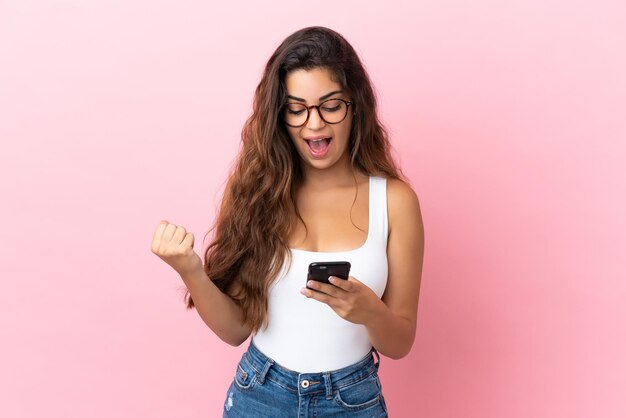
[151,26,424,417]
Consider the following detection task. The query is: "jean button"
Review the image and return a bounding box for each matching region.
[301,379,310,388]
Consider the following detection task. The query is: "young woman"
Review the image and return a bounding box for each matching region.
[151,26,424,417]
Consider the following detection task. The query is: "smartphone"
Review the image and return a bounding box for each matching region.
[307,261,351,288]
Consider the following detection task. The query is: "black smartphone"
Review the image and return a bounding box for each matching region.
[307,261,351,288]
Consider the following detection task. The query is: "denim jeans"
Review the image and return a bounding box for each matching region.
[222,339,389,417]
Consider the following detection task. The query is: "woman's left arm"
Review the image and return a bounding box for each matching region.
[300,179,424,359]
[365,179,425,359]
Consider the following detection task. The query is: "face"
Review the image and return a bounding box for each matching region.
[283,67,354,172]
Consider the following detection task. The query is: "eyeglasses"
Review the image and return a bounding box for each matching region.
[281,98,353,128]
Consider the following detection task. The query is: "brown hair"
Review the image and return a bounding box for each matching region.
[185,26,404,333]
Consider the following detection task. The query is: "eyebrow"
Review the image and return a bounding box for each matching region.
[287,90,343,103]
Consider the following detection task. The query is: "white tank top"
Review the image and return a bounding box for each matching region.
[251,176,389,372]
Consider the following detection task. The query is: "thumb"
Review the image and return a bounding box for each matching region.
[347,275,362,283]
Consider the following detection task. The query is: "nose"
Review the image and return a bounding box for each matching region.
[305,106,326,130]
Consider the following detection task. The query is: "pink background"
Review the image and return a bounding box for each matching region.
[1,1,625,417]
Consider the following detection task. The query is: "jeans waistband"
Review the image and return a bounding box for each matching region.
[242,339,381,397]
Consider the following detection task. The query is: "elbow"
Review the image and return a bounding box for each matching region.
[227,336,250,347]
[380,339,414,360]
[222,330,252,347]
[386,350,410,360]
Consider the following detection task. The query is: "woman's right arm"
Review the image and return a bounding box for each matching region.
[151,220,251,347]
[179,267,252,346]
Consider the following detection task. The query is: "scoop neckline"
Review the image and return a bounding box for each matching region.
[289,176,374,255]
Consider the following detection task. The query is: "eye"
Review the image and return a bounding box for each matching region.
[285,103,306,115]
[322,105,340,112]
[321,99,343,112]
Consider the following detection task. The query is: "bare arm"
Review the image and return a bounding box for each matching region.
[365,178,424,359]
[151,220,251,347]
[180,268,252,347]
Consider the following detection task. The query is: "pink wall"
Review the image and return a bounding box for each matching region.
[1,1,624,417]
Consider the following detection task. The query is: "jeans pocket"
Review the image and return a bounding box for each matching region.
[232,354,258,391]
[333,373,383,412]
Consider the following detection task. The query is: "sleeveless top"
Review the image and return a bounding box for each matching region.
[251,176,389,372]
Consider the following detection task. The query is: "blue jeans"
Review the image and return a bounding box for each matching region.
[222,339,389,417]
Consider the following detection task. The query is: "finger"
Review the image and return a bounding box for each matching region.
[301,286,336,305]
[347,275,361,283]
[151,220,169,253]
[181,232,195,250]
[172,226,187,245]
[306,280,343,297]
[329,276,355,292]
[162,223,178,243]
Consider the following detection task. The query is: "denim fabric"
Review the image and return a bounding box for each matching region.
[222,339,388,417]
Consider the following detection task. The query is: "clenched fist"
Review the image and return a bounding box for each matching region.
[151,220,203,277]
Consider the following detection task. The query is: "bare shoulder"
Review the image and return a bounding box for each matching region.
[381,176,424,336]
[386,177,423,229]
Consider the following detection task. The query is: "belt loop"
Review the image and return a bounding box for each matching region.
[257,357,274,384]
[372,347,381,370]
[323,372,333,399]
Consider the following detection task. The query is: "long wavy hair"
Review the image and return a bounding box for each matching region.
[184,26,404,333]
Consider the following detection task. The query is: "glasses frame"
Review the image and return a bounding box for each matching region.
[281,98,354,128]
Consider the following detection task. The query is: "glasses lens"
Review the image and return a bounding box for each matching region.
[319,99,348,124]
[284,103,307,126]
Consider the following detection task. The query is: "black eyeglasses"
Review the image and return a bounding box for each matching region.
[281,98,353,127]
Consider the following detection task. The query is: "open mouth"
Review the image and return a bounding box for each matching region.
[305,137,332,157]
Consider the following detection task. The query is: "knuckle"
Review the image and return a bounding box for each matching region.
[162,248,176,256]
